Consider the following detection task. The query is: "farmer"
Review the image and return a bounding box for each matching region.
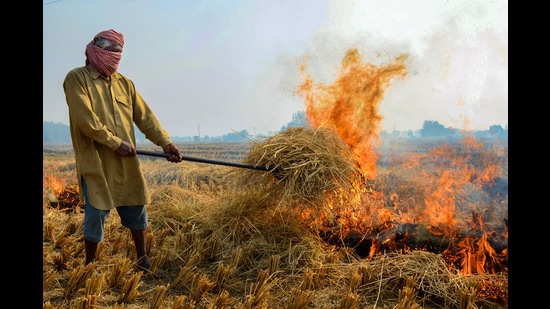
[63,29,183,276]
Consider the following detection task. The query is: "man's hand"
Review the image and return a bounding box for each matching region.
[116,141,136,156]
[163,143,183,163]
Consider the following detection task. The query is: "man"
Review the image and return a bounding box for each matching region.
[63,29,183,276]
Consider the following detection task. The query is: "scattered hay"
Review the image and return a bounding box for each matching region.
[350,251,507,308]
[43,143,508,308]
[190,274,215,303]
[106,257,132,288]
[118,272,142,303]
[63,263,96,298]
[84,272,105,297]
[239,126,363,208]
[149,284,169,309]
[288,287,315,308]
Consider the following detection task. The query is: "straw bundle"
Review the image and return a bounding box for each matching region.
[239,126,362,208]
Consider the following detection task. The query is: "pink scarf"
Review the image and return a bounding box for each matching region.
[85,29,125,77]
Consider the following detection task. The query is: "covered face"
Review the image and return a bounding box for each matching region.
[85,29,125,77]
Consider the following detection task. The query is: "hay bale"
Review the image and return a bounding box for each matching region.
[238,126,362,208]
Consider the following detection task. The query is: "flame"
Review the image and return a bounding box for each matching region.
[296,48,507,276]
[297,49,408,179]
[43,161,83,210]
[44,172,65,195]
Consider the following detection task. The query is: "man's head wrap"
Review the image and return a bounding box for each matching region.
[85,29,124,77]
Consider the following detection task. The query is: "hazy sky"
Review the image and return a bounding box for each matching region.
[43,0,508,137]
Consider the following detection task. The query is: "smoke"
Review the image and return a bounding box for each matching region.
[302,0,507,132]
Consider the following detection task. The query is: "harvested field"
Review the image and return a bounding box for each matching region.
[43,129,508,308]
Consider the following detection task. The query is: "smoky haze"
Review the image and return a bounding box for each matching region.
[43,0,507,137]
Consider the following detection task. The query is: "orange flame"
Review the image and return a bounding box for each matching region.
[295,48,507,276]
[44,173,65,195]
[297,49,408,179]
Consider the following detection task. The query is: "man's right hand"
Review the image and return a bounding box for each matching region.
[116,141,136,157]
[163,143,183,163]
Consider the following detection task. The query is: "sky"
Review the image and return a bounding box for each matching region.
[43,0,508,137]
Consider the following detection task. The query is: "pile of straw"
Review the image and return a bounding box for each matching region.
[238,126,362,208]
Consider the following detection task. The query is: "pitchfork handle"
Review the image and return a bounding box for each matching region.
[136,149,273,172]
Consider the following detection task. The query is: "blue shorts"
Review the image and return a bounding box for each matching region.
[82,178,148,242]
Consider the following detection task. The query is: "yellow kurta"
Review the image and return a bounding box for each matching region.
[63,65,173,210]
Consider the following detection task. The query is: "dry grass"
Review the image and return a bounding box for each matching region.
[239,126,363,209]
[43,132,507,308]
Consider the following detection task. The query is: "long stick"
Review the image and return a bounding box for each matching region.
[136,149,273,172]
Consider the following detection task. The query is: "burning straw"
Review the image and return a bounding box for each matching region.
[238,126,362,209]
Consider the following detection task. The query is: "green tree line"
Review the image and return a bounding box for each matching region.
[43,111,507,144]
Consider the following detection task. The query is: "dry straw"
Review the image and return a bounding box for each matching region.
[211,290,237,308]
[239,126,362,209]
[84,272,105,297]
[287,287,315,309]
[106,257,132,288]
[63,263,95,298]
[190,274,215,303]
[149,284,169,309]
[118,272,142,303]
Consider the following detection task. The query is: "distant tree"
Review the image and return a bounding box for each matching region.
[43,121,71,144]
[379,130,390,140]
[222,130,250,142]
[420,120,453,138]
[280,110,309,131]
[489,124,504,135]
[480,124,506,140]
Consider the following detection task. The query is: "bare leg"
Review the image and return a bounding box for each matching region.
[130,228,166,277]
[84,239,98,264]
[130,229,150,269]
